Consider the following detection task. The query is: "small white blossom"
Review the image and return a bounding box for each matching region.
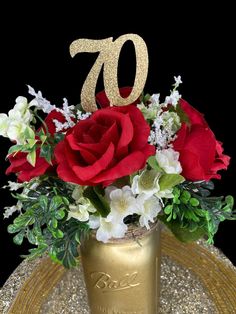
[6,121,27,144]
[156,148,182,174]
[0,113,9,137]
[27,85,56,113]
[136,194,162,229]
[77,110,91,121]
[71,185,84,202]
[3,181,24,191]
[68,198,96,222]
[88,215,100,229]
[173,75,182,89]
[96,217,128,243]
[131,170,160,197]
[164,90,181,107]
[3,201,22,219]
[150,93,160,105]
[106,186,137,223]
[156,188,174,199]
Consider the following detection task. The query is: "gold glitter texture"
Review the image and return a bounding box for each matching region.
[70,34,149,112]
[1,229,236,313]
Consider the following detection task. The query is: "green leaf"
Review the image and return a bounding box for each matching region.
[54,133,65,143]
[159,174,185,191]
[27,139,37,148]
[159,217,207,242]
[55,209,65,220]
[49,195,64,212]
[27,229,37,244]
[24,126,35,139]
[7,144,23,156]
[22,244,48,260]
[27,149,36,167]
[84,186,110,217]
[13,231,25,245]
[176,103,190,125]
[147,156,161,171]
[40,145,53,164]
[164,205,173,215]
[38,195,49,210]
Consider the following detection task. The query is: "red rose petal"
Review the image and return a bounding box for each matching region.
[72,142,115,181]
[91,151,147,185]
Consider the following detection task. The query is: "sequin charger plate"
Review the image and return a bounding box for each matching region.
[0,230,236,314]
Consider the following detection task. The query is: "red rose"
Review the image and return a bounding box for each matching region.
[173,99,230,181]
[6,110,65,182]
[96,87,140,108]
[55,105,155,186]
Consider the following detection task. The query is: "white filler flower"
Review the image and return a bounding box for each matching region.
[96,217,128,243]
[136,194,162,229]
[106,186,137,223]
[156,148,182,174]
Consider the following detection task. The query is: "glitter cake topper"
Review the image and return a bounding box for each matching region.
[70,34,149,112]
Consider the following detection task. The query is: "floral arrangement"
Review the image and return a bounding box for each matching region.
[0,76,235,268]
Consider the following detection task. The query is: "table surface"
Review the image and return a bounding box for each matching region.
[0,230,236,314]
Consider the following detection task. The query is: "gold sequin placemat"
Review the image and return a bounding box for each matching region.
[0,231,236,314]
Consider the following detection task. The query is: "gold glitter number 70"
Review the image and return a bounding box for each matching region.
[70,34,149,112]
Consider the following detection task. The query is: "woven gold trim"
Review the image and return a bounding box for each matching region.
[8,231,236,314]
[162,232,236,314]
[8,258,65,314]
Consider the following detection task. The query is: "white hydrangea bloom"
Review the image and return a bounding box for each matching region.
[131,170,160,197]
[156,148,182,174]
[136,194,162,229]
[96,217,128,243]
[106,186,137,223]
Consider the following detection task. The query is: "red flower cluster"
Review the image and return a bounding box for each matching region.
[6,88,230,184]
[173,99,230,181]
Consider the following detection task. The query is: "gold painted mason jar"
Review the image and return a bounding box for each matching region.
[80,222,161,314]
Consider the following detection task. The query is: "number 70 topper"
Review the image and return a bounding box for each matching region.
[69,34,149,112]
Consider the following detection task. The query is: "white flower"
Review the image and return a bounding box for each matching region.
[88,215,100,229]
[131,170,160,197]
[27,85,56,113]
[3,181,24,191]
[6,120,28,144]
[164,90,181,107]
[156,148,182,174]
[161,111,181,133]
[156,188,174,200]
[106,186,137,223]
[150,93,160,104]
[136,194,162,229]
[68,198,96,222]
[71,185,84,202]
[0,113,9,136]
[96,217,128,243]
[3,201,22,219]
[173,75,182,89]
